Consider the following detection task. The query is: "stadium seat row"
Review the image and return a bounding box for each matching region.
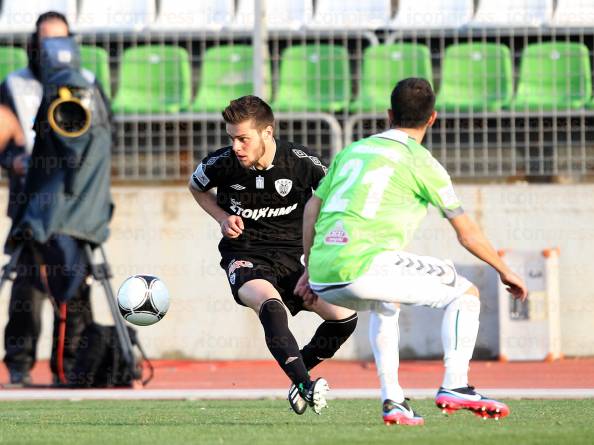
[0,45,114,97]
[1,42,592,113]
[0,0,593,33]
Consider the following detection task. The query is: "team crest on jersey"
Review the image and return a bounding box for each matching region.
[274,179,293,197]
[324,221,349,245]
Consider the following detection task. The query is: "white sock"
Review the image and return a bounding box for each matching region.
[369,308,404,403]
[441,293,480,389]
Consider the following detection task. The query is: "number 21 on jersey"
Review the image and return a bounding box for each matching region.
[323,158,394,219]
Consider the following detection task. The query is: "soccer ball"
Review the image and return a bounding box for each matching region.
[117,275,170,326]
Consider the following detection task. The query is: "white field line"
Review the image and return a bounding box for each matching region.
[0,388,593,401]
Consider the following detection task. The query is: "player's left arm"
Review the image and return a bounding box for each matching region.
[449,214,528,301]
[412,152,465,219]
[413,152,527,301]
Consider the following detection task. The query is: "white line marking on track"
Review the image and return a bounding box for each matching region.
[0,388,592,401]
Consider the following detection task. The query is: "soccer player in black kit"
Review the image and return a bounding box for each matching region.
[189,96,357,415]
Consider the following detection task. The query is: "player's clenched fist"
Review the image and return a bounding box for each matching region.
[220,215,244,238]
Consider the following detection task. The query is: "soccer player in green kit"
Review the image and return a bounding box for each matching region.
[295,78,528,425]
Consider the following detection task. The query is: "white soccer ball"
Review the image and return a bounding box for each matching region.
[117,275,170,326]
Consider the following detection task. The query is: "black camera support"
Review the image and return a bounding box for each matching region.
[0,243,140,386]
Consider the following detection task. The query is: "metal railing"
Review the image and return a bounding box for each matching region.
[1,22,594,181]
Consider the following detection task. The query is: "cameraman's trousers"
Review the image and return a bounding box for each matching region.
[3,263,93,379]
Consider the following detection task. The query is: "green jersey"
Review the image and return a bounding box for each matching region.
[309,129,464,285]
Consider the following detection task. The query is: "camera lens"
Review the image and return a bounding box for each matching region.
[54,101,87,133]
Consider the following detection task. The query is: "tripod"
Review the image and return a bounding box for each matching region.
[0,242,140,385]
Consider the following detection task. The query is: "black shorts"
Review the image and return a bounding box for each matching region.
[219,249,305,316]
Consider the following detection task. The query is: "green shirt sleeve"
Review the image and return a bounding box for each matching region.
[413,150,464,219]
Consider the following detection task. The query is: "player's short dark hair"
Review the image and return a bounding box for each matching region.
[390,78,435,129]
[222,95,275,131]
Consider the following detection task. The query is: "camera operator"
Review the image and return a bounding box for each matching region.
[0,11,112,386]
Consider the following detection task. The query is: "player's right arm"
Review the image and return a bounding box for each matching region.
[302,195,322,266]
[188,185,244,239]
[301,149,339,266]
[295,154,338,301]
[294,194,323,303]
[188,150,244,239]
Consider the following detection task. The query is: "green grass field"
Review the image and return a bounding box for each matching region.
[1,399,592,445]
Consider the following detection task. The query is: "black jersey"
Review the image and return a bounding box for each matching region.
[191,139,327,254]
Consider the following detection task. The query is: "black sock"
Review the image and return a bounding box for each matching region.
[259,299,310,387]
[301,313,358,370]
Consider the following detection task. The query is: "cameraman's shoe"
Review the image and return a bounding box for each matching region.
[299,378,329,415]
[288,383,308,415]
[52,374,70,388]
[8,368,32,387]
[435,385,510,419]
[382,399,424,426]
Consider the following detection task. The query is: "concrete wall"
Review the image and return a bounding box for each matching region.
[1,184,593,361]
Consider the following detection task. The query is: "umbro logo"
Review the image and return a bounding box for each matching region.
[206,149,231,165]
[309,156,322,166]
[230,184,246,190]
[292,149,308,158]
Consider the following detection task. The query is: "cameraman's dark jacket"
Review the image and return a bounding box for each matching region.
[0,66,112,221]
[5,67,113,252]
[2,55,113,301]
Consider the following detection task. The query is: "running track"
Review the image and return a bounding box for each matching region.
[1,359,593,400]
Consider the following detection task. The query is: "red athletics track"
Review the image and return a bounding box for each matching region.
[1,358,593,389]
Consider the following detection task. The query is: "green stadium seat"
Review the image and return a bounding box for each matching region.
[80,45,112,98]
[436,43,513,112]
[112,45,192,114]
[513,42,592,110]
[0,47,27,82]
[192,45,270,113]
[350,43,433,113]
[272,44,351,112]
